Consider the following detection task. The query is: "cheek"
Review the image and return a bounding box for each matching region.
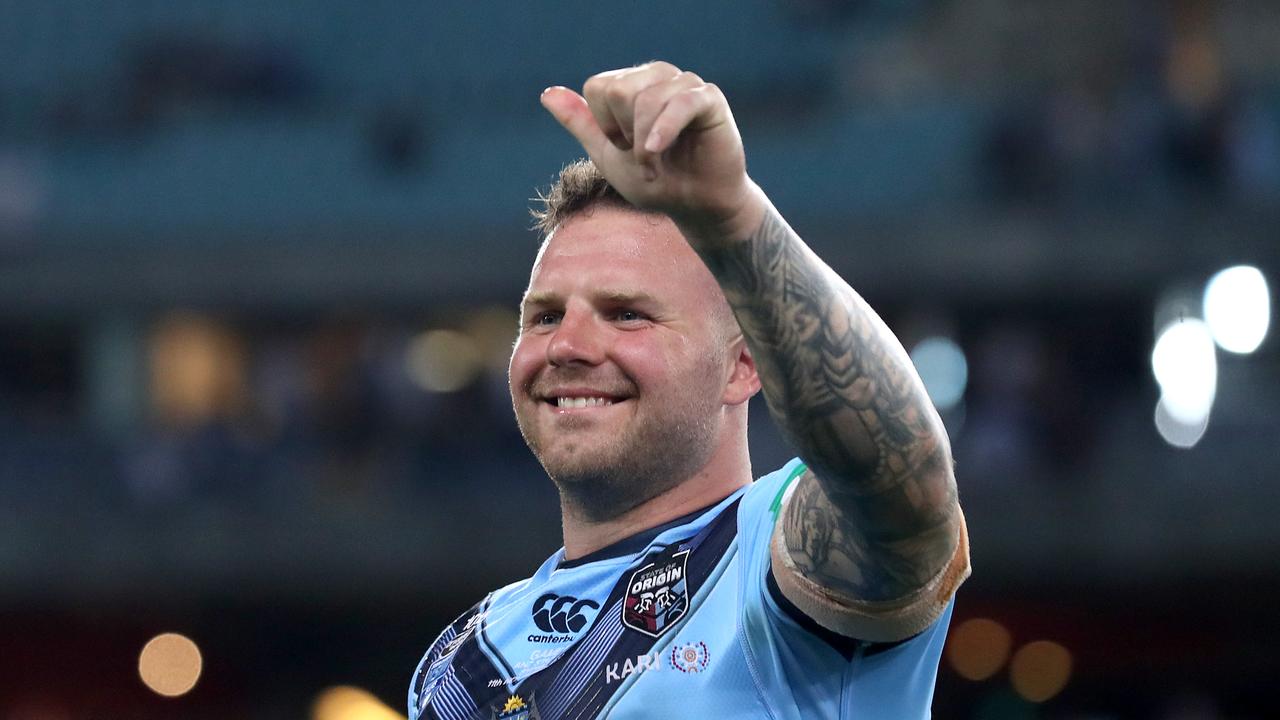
[607,336,663,376]
[611,336,703,390]
[508,336,540,390]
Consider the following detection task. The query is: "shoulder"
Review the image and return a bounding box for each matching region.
[418,571,538,666]
[737,458,807,546]
[730,458,807,621]
[488,574,539,608]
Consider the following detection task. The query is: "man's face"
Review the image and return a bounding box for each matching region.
[509,206,736,520]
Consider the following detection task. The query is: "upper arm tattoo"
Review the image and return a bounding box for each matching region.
[699,207,961,603]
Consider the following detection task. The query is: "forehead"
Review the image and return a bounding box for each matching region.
[524,207,715,303]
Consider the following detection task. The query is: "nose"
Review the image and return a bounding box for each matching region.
[546,308,607,367]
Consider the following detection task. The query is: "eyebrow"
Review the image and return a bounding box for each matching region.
[521,289,660,310]
[522,286,655,303]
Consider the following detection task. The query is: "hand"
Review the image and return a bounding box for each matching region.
[541,61,765,243]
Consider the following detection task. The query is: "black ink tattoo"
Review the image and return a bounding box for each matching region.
[698,207,961,603]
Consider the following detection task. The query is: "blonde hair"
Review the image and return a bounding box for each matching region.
[531,159,654,237]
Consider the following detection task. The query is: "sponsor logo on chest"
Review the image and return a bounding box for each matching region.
[603,641,712,684]
[604,651,663,684]
[530,593,599,641]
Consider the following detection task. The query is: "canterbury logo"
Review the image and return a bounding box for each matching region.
[531,594,599,634]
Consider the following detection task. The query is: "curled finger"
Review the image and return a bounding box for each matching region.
[632,71,705,169]
[643,83,726,155]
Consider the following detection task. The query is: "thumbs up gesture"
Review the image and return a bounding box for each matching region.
[541,61,766,245]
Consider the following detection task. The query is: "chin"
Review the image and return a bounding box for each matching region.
[539,450,625,487]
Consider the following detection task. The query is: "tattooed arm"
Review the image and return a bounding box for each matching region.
[694,197,969,642]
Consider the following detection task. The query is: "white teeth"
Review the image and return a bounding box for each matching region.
[556,397,614,408]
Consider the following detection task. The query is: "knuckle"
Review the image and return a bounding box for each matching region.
[678,70,704,86]
[670,88,700,109]
[583,74,615,103]
[649,60,681,76]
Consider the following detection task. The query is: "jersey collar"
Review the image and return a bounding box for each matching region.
[556,492,738,570]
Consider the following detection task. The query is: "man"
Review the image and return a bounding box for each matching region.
[409,62,969,720]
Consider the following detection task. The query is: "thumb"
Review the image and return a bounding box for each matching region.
[541,86,609,160]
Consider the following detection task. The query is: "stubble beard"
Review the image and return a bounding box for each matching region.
[515,387,723,524]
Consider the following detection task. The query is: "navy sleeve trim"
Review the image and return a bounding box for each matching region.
[765,567,910,660]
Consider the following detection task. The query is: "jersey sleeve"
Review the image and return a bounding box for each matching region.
[734,460,959,719]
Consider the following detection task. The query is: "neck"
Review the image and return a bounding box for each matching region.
[560,446,751,561]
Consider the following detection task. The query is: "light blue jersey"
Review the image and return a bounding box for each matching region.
[410,459,955,719]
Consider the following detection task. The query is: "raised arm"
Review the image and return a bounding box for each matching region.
[698,200,969,642]
[541,62,968,642]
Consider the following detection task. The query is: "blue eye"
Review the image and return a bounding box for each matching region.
[615,309,652,324]
[534,312,560,326]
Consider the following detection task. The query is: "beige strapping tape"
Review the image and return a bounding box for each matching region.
[770,508,971,643]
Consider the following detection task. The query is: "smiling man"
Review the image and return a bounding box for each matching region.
[409,62,969,720]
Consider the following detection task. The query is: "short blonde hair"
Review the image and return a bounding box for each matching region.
[531,159,653,238]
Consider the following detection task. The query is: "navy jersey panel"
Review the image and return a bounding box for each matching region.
[409,460,955,719]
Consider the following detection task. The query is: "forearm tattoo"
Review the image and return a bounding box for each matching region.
[699,207,960,602]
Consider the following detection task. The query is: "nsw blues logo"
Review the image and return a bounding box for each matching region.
[622,548,690,637]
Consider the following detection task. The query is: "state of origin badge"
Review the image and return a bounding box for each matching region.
[622,547,691,637]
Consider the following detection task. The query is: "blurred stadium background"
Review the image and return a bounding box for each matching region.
[1,0,1277,718]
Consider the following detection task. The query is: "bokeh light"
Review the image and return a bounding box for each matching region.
[148,314,247,425]
[946,617,1014,681]
[138,632,203,697]
[1009,640,1072,703]
[1154,396,1211,448]
[1151,318,1217,424]
[405,329,483,393]
[910,336,968,411]
[466,306,521,370]
[1203,265,1270,354]
[312,686,404,720]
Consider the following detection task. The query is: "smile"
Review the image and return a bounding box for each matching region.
[554,396,616,409]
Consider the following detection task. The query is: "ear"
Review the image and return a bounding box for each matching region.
[721,336,761,406]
